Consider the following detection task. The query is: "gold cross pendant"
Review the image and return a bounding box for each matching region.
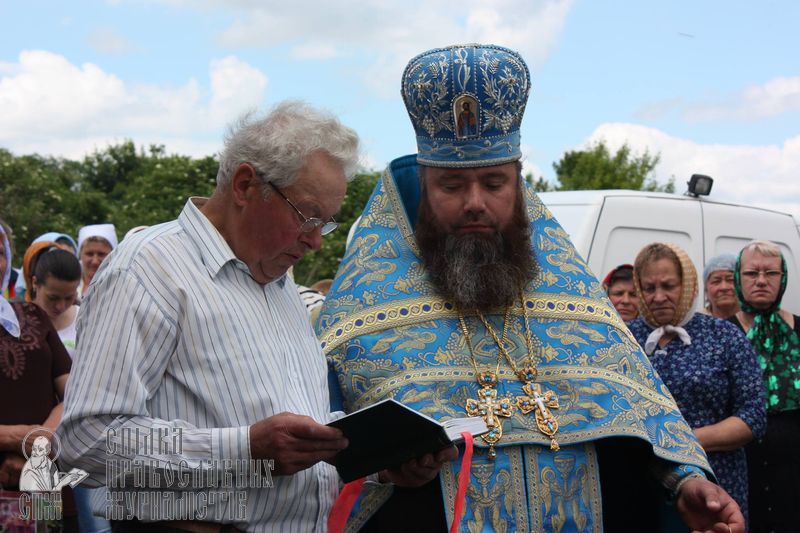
[465,371,514,459]
[516,382,560,451]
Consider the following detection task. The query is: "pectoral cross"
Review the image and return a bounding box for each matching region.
[516,382,560,451]
[465,371,514,460]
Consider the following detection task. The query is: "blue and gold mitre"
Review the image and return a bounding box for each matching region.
[401,43,530,168]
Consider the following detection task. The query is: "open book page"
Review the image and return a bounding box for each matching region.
[443,417,489,442]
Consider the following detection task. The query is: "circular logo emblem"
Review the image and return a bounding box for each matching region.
[22,427,61,461]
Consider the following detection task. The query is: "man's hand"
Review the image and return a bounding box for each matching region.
[0,453,26,487]
[676,477,744,533]
[249,412,348,476]
[378,446,458,487]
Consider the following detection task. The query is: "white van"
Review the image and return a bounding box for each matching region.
[538,190,800,314]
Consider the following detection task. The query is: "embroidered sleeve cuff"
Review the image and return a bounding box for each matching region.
[655,463,707,500]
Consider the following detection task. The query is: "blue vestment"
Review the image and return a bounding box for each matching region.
[319,155,711,532]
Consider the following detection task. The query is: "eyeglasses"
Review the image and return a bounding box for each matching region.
[741,269,782,282]
[267,182,339,236]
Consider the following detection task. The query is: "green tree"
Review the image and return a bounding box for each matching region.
[526,173,556,192]
[0,148,97,260]
[112,149,218,231]
[293,171,380,286]
[553,141,674,192]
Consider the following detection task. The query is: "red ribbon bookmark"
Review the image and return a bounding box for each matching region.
[450,431,474,533]
[328,476,366,533]
[328,433,474,533]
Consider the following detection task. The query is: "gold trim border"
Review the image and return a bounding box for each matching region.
[321,294,630,354]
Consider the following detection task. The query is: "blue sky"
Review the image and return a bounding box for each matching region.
[1,0,799,217]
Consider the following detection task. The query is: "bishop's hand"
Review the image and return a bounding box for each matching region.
[676,477,744,533]
[378,445,458,487]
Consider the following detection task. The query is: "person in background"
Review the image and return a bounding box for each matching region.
[311,278,333,295]
[15,233,77,302]
[704,253,740,319]
[730,239,800,533]
[25,246,108,530]
[602,263,639,321]
[33,232,78,256]
[628,242,766,526]
[0,219,18,301]
[0,219,76,530]
[26,248,81,358]
[77,224,117,297]
[22,241,57,300]
[122,225,149,241]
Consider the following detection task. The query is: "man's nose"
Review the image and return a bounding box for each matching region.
[463,182,487,213]
[299,227,323,252]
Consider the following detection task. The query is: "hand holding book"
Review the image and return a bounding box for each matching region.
[327,399,488,482]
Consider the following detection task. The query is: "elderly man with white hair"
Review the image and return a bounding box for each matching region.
[59,101,366,532]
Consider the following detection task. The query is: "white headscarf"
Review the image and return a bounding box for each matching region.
[0,224,20,338]
[78,223,118,252]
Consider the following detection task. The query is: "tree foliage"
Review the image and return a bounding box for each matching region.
[0,141,381,287]
[0,139,674,279]
[553,141,674,192]
[0,142,218,264]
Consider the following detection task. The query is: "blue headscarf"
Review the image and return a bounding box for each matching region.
[0,224,20,337]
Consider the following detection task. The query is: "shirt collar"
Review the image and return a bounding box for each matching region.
[178,197,286,287]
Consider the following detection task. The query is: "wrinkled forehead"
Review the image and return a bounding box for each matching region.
[741,248,783,267]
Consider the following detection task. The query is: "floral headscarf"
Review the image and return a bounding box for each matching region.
[22,240,58,302]
[634,242,698,354]
[735,248,800,413]
[0,224,20,337]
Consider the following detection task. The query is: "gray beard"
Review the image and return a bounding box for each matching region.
[427,231,532,311]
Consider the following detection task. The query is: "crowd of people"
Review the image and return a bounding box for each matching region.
[0,41,797,533]
[602,241,797,532]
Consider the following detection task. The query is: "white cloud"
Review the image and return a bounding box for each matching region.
[0,50,268,157]
[637,76,800,122]
[584,123,800,218]
[87,27,136,55]
[209,56,269,123]
[211,0,573,97]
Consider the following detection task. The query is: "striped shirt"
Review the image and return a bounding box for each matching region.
[58,198,339,532]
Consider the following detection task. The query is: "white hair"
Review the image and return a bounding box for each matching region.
[216,100,360,191]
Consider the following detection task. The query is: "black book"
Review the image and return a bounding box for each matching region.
[328,399,488,483]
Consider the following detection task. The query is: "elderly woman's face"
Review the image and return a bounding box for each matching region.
[706,270,737,312]
[740,249,783,311]
[608,279,639,321]
[639,258,682,325]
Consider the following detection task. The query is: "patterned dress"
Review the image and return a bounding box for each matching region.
[629,313,766,520]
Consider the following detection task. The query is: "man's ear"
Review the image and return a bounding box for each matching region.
[230,163,259,206]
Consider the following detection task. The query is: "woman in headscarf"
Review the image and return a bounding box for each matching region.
[0,219,76,528]
[627,242,766,526]
[730,240,800,533]
[33,232,78,256]
[24,246,82,358]
[703,253,740,319]
[77,223,117,297]
[602,263,639,321]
